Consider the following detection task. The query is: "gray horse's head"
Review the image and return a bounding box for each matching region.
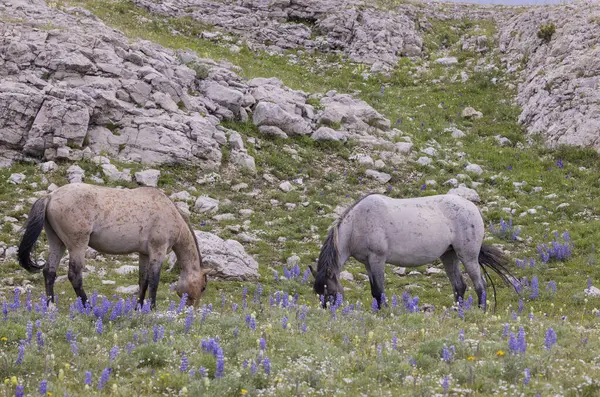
[309,265,343,308]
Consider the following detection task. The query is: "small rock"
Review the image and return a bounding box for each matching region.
[461,107,483,119]
[416,157,432,166]
[194,196,219,213]
[585,286,600,297]
[213,213,235,221]
[116,285,139,295]
[285,203,297,210]
[422,147,437,157]
[279,181,293,192]
[9,173,26,184]
[40,161,58,173]
[495,136,511,146]
[134,169,160,187]
[435,57,458,66]
[426,267,443,276]
[544,193,558,200]
[465,164,483,175]
[340,271,354,281]
[67,165,85,184]
[445,127,466,138]
[102,280,116,285]
[445,178,459,187]
[395,142,413,154]
[287,255,301,266]
[374,159,386,170]
[170,191,193,202]
[448,186,480,202]
[408,270,422,276]
[392,267,407,276]
[231,183,248,192]
[239,209,254,217]
[114,265,138,275]
[557,203,569,210]
[365,169,392,184]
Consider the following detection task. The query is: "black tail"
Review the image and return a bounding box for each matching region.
[478,244,520,311]
[18,196,48,273]
[311,227,339,295]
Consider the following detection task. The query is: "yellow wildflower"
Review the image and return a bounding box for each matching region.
[496,350,505,356]
[467,356,476,361]
[241,389,248,395]
[1,337,7,342]
[47,393,52,396]
[11,376,18,386]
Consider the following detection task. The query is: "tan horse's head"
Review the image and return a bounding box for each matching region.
[176,269,208,308]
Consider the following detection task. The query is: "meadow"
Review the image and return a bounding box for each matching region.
[2,0,600,396]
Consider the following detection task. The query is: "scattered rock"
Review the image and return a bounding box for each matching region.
[8,173,25,184]
[416,157,432,166]
[287,255,301,267]
[135,169,160,187]
[461,107,483,119]
[448,186,480,202]
[365,169,392,184]
[279,181,293,192]
[585,286,600,297]
[340,271,354,281]
[114,265,138,275]
[311,127,348,142]
[101,164,131,183]
[40,161,58,173]
[116,285,140,295]
[435,57,458,66]
[67,165,85,184]
[392,267,407,277]
[425,267,443,276]
[194,231,259,280]
[465,164,483,175]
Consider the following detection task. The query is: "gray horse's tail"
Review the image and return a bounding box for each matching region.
[479,244,520,292]
[18,196,49,273]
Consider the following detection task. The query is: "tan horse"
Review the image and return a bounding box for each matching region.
[18,183,208,309]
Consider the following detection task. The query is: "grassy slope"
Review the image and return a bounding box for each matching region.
[2,1,600,396]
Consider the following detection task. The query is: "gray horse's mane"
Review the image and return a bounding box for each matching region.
[314,192,379,291]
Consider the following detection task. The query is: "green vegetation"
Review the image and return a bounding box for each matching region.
[537,22,556,43]
[2,1,600,396]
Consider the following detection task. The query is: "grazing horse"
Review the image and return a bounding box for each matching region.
[309,193,518,311]
[18,183,208,309]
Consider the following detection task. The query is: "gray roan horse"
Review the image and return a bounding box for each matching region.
[18,183,208,309]
[309,193,518,311]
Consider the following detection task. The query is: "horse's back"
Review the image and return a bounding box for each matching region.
[46,183,180,254]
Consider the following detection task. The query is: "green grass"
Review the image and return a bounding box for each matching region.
[3,0,600,396]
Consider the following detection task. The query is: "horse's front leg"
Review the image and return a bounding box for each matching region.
[67,248,88,307]
[367,254,386,309]
[137,254,149,309]
[147,251,166,310]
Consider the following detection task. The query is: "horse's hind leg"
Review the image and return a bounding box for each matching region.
[43,222,65,304]
[366,253,387,309]
[440,250,466,303]
[147,247,167,310]
[458,254,487,311]
[137,254,149,308]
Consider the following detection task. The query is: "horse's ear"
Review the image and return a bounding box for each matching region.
[308,265,317,278]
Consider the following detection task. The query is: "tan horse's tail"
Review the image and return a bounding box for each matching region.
[18,196,49,273]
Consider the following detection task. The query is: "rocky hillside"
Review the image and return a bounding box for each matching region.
[498,0,600,149]
[0,0,399,174]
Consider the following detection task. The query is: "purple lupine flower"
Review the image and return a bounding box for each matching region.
[16,385,24,397]
[251,361,257,375]
[215,347,225,378]
[502,323,509,338]
[544,327,557,350]
[39,379,47,395]
[185,308,194,333]
[2,301,8,321]
[530,276,539,299]
[518,299,524,314]
[458,329,464,342]
[84,371,92,386]
[95,318,103,334]
[71,340,79,356]
[109,346,119,362]
[442,376,449,394]
[508,332,518,354]
[391,294,398,308]
[282,293,289,308]
[457,302,464,320]
[273,270,279,282]
[11,288,21,310]
[282,316,288,329]
[442,345,453,362]
[301,323,307,333]
[392,335,398,350]
[233,326,239,338]
[180,352,189,373]
[97,368,111,390]
[371,298,379,313]
[301,268,310,283]
[524,368,531,385]
[125,342,135,354]
[25,290,32,312]
[35,319,41,329]
[232,303,238,312]
[199,367,207,377]
[242,287,248,309]
[546,281,557,294]
[466,295,474,310]
[16,342,24,364]
[588,277,593,289]
[517,326,526,354]
[177,293,188,313]
[556,159,564,168]
[66,330,73,343]
[36,331,44,350]
[319,295,324,307]
[26,322,33,344]
[263,357,271,375]
[420,183,426,191]
[259,338,266,350]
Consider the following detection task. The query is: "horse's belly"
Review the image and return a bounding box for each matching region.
[385,233,452,267]
[89,230,143,255]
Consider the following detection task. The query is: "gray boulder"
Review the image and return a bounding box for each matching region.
[194,231,259,280]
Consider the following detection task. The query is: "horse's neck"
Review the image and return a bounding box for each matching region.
[173,223,201,273]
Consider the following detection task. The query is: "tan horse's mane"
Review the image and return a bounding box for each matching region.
[174,206,203,268]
